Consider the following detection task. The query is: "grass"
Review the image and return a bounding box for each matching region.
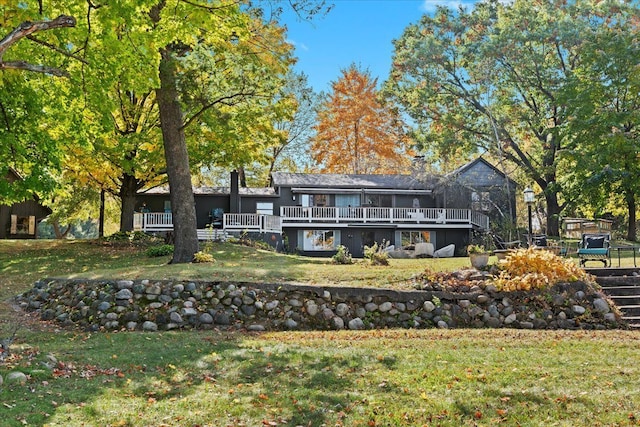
[2,239,640,426]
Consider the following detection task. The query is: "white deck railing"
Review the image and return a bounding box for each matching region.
[279,206,489,230]
[133,208,489,234]
[133,213,282,234]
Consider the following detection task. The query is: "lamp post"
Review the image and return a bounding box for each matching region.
[523,187,535,247]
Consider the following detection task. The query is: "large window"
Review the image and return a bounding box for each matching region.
[256,202,273,215]
[301,230,339,251]
[400,231,430,247]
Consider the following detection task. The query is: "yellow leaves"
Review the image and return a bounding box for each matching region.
[493,248,593,292]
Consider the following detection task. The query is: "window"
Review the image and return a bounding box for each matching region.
[10,215,35,235]
[471,191,491,212]
[301,230,340,251]
[366,194,392,207]
[256,202,273,215]
[301,194,328,207]
[400,231,430,247]
[163,200,172,213]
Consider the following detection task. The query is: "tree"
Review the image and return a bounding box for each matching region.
[384,0,609,236]
[311,64,412,174]
[559,4,640,240]
[0,13,77,203]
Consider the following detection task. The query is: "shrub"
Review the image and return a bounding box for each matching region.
[145,244,174,257]
[193,251,215,263]
[492,248,592,291]
[364,242,389,266]
[332,245,353,264]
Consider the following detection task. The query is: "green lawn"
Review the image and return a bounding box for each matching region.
[1,239,640,426]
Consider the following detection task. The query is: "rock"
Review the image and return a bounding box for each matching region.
[379,302,393,312]
[181,307,198,317]
[199,313,213,324]
[265,300,279,311]
[214,312,231,325]
[306,302,319,316]
[348,318,366,330]
[117,280,134,289]
[476,294,489,304]
[423,301,436,312]
[437,320,448,329]
[115,289,133,300]
[284,319,298,329]
[593,298,610,314]
[520,321,534,329]
[142,321,158,332]
[288,299,303,307]
[572,305,586,315]
[604,312,617,323]
[97,301,111,312]
[331,316,345,330]
[363,302,377,312]
[170,312,183,324]
[248,324,265,332]
[504,313,517,324]
[336,303,350,317]
[126,322,138,330]
[6,371,27,385]
[459,300,471,309]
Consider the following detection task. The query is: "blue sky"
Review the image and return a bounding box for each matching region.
[281,0,478,93]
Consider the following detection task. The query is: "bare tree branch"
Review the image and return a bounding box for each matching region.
[0,15,76,76]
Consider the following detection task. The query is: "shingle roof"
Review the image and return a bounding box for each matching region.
[270,172,433,190]
[139,186,276,196]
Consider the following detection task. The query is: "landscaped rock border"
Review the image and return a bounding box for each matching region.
[15,276,626,331]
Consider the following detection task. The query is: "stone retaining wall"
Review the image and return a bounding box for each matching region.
[16,278,625,332]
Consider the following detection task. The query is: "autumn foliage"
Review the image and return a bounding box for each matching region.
[311,64,412,174]
[493,248,593,292]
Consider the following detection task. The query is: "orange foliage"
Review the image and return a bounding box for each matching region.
[311,64,413,174]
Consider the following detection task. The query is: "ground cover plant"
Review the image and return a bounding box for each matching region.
[2,239,640,426]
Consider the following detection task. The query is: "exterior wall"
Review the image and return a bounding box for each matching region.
[0,199,50,239]
[284,226,469,258]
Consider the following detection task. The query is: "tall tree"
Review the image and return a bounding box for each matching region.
[0,12,77,203]
[311,64,412,174]
[384,0,608,236]
[559,4,640,240]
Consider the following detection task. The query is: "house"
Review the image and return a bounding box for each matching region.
[0,169,52,239]
[443,157,518,227]
[134,158,516,257]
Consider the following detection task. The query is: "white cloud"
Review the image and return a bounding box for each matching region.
[420,0,472,13]
[287,38,309,51]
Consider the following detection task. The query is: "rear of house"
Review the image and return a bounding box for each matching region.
[134,157,515,258]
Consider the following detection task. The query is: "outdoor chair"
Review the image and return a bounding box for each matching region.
[491,232,521,250]
[209,208,224,228]
[577,233,610,267]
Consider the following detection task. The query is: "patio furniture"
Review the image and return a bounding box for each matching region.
[577,233,610,267]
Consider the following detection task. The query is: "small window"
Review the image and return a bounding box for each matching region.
[256,202,273,215]
[471,191,491,212]
[163,200,172,213]
[10,215,35,235]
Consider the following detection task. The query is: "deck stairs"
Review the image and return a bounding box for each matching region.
[589,268,640,328]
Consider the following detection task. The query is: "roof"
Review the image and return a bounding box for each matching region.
[139,186,277,196]
[271,172,434,190]
[447,157,516,185]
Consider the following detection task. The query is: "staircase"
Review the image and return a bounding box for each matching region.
[590,268,640,328]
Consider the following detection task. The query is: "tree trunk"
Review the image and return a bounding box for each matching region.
[119,173,140,232]
[544,191,561,237]
[156,48,198,263]
[52,219,71,239]
[99,189,105,238]
[625,190,637,242]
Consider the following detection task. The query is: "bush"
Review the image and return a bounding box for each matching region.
[364,242,389,266]
[193,251,215,263]
[493,248,593,291]
[145,244,174,257]
[332,245,353,264]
